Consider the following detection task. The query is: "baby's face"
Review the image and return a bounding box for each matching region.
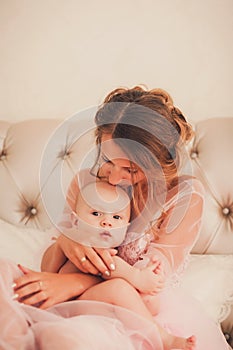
[77,198,130,229]
[73,182,130,248]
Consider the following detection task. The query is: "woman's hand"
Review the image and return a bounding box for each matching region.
[56,234,117,276]
[13,264,100,309]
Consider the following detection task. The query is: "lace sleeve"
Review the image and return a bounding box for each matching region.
[119,178,205,283]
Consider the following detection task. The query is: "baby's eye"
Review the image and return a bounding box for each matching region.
[92,211,101,217]
[113,215,121,220]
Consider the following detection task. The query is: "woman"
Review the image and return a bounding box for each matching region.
[1,86,229,349]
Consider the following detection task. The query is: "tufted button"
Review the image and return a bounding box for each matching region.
[190,151,198,159]
[30,207,37,215]
[63,153,70,160]
[58,149,70,160]
[0,154,6,160]
[222,207,230,216]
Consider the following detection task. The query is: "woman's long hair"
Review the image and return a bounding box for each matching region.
[92,85,194,237]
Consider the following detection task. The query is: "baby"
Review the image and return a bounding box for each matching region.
[51,181,196,350]
[64,180,130,249]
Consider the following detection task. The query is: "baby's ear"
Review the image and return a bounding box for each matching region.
[71,212,79,227]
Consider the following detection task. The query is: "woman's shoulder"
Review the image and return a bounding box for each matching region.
[165,175,205,208]
[178,175,205,195]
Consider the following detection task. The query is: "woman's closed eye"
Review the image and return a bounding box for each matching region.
[101,154,138,175]
[127,167,138,175]
[101,154,111,164]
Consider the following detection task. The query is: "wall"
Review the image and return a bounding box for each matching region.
[0,0,232,122]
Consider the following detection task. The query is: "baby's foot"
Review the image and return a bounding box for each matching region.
[164,334,196,350]
[184,335,196,350]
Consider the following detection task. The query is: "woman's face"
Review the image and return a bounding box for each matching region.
[98,134,145,186]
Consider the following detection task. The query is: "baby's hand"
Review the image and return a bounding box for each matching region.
[133,261,165,294]
[148,256,163,275]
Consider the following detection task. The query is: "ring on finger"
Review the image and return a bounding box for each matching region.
[80,256,87,263]
[38,280,43,291]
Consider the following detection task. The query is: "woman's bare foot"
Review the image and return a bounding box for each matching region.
[164,334,196,350]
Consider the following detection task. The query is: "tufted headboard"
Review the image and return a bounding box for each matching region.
[0,117,95,229]
[189,117,233,254]
[0,117,233,255]
[0,116,233,346]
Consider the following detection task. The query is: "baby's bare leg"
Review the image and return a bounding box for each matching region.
[78,278,196,350]
[78,278,155,322]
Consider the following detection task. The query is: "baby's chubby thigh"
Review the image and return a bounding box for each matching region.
[140,293,161,316]
[78,278,131,304]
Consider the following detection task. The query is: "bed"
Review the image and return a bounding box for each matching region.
[0,115,233,348]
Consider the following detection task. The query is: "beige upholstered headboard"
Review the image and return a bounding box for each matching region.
[0,117,232,255]
[1,117,233,346]
[189,118,233,254]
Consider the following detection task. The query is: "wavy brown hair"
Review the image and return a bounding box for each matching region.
[93,85,194,235]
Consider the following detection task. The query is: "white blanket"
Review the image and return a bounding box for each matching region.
[0,218,233,324]
[0,218,54,271]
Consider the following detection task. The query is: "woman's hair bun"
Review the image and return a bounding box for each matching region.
[102,85,194,144]
[150,88,174,109]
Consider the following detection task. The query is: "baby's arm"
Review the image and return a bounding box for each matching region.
[105,255,164,294]
[59,260,81,274]
[41,234,68,273]
[42,234,82,274]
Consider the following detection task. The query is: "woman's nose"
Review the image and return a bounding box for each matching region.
[108,167,123,185]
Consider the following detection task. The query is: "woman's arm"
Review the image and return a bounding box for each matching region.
[138,181,204,278]
[42,233,118,276]
[47,172,117,275]
[117,179,204,283]
[13,265,101,309]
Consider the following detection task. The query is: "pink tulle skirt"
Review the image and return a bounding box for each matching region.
[0,259,229,350]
